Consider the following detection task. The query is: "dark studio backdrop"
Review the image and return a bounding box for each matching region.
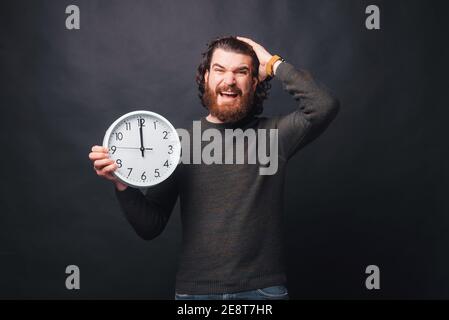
[1,0,448,299]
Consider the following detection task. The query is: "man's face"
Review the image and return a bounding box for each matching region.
[204,48,258,123]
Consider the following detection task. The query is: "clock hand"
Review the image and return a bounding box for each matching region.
[139,121,145,157]
[114,147,153,150]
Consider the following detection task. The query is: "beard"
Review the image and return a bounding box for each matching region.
[203,82,255,123]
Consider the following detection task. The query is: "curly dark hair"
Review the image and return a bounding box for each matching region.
[196,36,271,116]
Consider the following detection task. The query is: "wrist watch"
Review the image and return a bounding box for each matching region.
[266,55,285,77]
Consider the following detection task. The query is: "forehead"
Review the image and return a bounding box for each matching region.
[210,48,252,69]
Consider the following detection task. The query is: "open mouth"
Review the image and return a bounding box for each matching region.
[219,91,239,99]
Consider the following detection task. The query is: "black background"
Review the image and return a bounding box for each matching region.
[1,0,448,299]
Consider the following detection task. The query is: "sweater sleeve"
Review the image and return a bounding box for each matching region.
[114,169,179,240]
[274,62,340,159]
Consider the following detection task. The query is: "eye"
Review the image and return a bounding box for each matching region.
[214,68,224,73]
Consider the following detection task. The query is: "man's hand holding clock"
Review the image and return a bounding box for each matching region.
[89,145,128,191]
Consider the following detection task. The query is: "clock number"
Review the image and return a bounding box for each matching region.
[153,121,159,130]
[163,160,169,168]
[141,171,147,181]
[114,132,123,141]
[110,146,116,154]
[137,118,145,127]
[127,167,133,178]
[154,169,160,178]
[116,159,122,168]
[125,121,131,131]
[168,145,173,154]
[163,131,168,139]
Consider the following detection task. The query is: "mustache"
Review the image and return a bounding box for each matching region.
[216,85,242,95]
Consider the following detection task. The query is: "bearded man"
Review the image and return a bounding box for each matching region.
[89,36,340,300]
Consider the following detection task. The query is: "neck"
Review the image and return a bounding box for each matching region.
[206,114,225,124]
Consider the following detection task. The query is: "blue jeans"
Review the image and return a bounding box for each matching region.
[175,285,289,300]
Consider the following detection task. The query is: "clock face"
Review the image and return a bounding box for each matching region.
[102,110,181,188]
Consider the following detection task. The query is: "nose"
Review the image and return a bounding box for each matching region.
[223,71,236,86]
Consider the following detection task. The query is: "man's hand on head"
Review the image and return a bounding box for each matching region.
[237,36,278,81]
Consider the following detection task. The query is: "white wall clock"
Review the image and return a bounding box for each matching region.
[102,110,181,188]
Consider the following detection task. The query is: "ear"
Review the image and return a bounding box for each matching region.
[205,69,209,84]
[252,76,258,91]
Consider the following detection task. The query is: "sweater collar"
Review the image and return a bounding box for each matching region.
[200,114,257,130]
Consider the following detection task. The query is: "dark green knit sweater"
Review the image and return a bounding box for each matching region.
[115,62,340,294]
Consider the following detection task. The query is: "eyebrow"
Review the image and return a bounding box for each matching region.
[211,63,250,72]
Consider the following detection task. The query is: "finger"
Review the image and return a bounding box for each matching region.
[91,145,109,153]
[95,167,116,181]
[236,36,252,43]
[102,163,118,173]
[101,170,117,181]
[94,158,115,170]
[89,151,110,161]
[237,36,258,47]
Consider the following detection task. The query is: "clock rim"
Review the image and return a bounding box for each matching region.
[102,110,181,188]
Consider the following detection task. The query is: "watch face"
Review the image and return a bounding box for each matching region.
[102,110,181,188]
